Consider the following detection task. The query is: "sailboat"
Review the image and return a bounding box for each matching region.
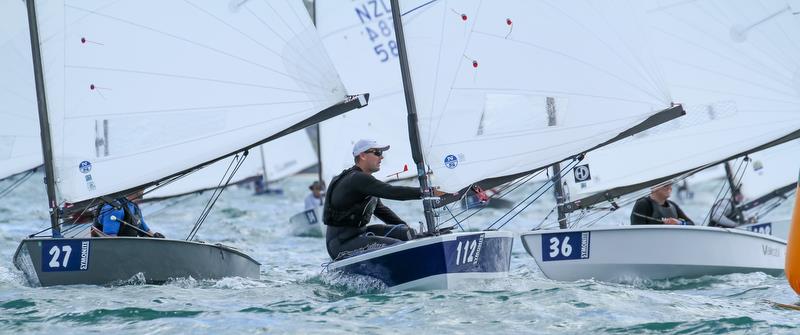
[520,0,800,282]
[0,0,41,195]
[13,0,367,287]
[732,140,800,238]
[143,131,317,201]
[322,0,687,290]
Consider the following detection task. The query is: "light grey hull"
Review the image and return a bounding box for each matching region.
[520,225,785,282]
[13,237,260,287]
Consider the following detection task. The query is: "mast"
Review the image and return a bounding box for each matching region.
[723,161,745,224]
[389,0,437,233]
[25,0,60,237]
[258,145,269,190]
[311,0,324,204]
[547,97,568,229]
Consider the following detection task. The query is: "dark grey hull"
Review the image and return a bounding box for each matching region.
[13,237,260,287]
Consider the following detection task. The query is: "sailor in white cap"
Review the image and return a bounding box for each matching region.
[322,139,444,260]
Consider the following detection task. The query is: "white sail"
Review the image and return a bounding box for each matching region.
[316,0,417,183]
[0,0,42,180]
[738,139,800,202]
[398,0,675,192]
[33,0,348,204]
[144,130,317,199]
[564,0,800,203]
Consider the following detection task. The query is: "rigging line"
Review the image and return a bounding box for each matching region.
[186,154,239,240]
[66,98,321,119]
[531,206,556,231]
[187,152,248,240]
[64,4,327,92]
[0,168,35,200]
[437,168,545,226]
[486,158,579,230]
[473,30,667,104]
[491,172,560,231]
[65,65,318,95]
[440,205,465,232]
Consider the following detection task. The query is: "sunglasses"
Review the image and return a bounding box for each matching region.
[364,149,383,157]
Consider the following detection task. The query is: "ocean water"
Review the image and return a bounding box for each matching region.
[0,172,797,334]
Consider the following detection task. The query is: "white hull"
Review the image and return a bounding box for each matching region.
[738,219,790,240]
[521,225,785,282]
[288,209,323,237]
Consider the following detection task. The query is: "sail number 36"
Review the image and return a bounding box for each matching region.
[541,231,591,262]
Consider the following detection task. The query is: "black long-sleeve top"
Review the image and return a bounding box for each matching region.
[630,196,694,225]
[329,166,421,225]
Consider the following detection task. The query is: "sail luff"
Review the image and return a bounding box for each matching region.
[25,0,60,236]
[390,0,436,232]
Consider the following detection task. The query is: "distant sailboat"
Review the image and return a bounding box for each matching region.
[13,0,367,286]
[521,0,800,283]
[143,131,317,200]
[323,0,684,290]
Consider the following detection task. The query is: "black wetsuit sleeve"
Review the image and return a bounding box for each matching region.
[673,202,695,225]
[630,198,654,225]
[373,199,408,225]
[351,173,421,200]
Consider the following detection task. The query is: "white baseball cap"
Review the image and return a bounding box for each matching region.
[352,139,390,157]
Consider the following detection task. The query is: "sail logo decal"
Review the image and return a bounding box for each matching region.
[573,165,591,182]
[541,231,590,261]
[79,161,92,174]
[444,155,458,169]
[762,244,780,257]
[41,240,90,272]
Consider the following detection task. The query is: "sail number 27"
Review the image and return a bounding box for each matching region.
[41,240,91,272]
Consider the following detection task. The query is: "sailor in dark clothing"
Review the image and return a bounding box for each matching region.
[324,139,444,260]
[92,190,164,238]
[630,182,694,225]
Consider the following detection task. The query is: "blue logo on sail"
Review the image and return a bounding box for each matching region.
[79,161,92,174]
[444,155,458,169]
